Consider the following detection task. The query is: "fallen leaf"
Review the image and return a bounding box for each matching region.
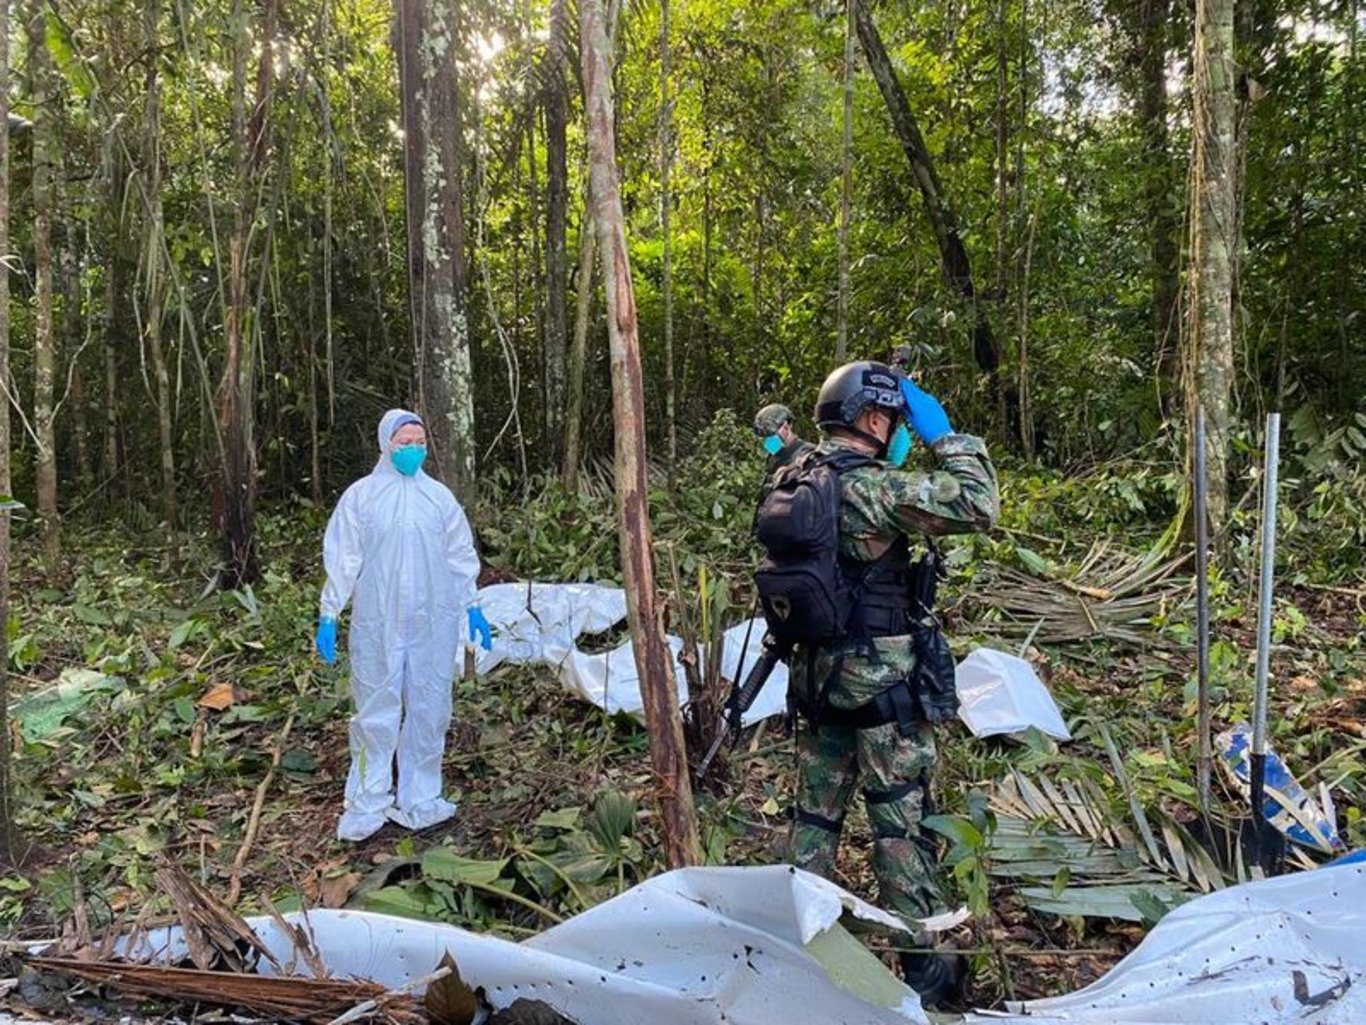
[425,951,480,1025]
[319,871,361,909]
[198,683,237,711]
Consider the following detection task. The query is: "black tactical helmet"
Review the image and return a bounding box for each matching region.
[814,361,903,431]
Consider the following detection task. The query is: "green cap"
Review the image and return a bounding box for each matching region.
[753,403,794,437]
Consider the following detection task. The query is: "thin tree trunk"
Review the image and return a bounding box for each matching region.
[396,0,477,502]
[1139,0,1180,407]
[836,0,854,362]
[659,0,677,483]
[852,0,1001,377]
[0,0,15,853]
[66,236,92,491]
[1187,0,1237,530]
[701,72,712,391]
[29,1,58,570]
[144,0,176,530]
[581,0,699,870]
[102,227,119,486]
[71,364,92,488]
[1018,210,1037,458]
[545,0,570,469]
[562,180,596,494]
[215,0,275,587]
[992,0,1012,439]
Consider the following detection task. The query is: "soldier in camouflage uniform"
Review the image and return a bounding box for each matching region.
[787,361,998,1007]
[753,403,813,476]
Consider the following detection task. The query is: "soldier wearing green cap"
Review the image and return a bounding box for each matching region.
[753,403,813,476]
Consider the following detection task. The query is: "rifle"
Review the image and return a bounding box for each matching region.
[695,633,788,780]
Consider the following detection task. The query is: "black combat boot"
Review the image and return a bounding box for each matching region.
[900,949,966,1010]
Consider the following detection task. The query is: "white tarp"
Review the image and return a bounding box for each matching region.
[474,583,787,726]
[112,866,934,1025]
[24,861,1365,1024]
[474,584,1076,741]
[954,647,1072,741]
[976,856,1365,1024]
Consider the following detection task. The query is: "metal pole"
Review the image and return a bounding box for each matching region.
[1250,411,1281,872]
[1194,407,1212,819]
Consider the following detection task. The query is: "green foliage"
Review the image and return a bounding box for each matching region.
[480,409,764,584]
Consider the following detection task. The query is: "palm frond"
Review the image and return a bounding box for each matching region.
[989,768,1234,922]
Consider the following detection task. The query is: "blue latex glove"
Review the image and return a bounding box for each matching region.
[315,616,338,664]
[898,377,952,445]
[467,607,493,651]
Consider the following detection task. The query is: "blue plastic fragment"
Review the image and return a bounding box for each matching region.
[1216,723,1345,854]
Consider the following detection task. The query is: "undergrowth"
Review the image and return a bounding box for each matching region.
[3,423,1363,1006]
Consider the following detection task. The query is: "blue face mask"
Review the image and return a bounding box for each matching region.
[885,424,912,468]
[392,444,427,477]
[762,434,784,456]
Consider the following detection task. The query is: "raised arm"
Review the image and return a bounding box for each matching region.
[845,433,999,537]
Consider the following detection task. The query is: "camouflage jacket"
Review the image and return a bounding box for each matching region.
[788,432,998,708]
[766,437,815,477]
[824,433,998,562]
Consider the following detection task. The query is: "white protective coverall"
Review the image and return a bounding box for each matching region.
[321,409,481,841]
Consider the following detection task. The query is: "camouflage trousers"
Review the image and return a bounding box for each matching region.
[788,636,946,926]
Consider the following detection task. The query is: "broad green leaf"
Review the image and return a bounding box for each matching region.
[533,807,581,831]
[362,884,444,921]
[921,814,984,850]
[420,848,509,888]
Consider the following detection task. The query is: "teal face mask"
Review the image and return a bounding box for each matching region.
[886,424,912,468]
[392,444,427,476]
[762,434,784,456]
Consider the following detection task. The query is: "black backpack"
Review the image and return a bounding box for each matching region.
[753,450,873,647]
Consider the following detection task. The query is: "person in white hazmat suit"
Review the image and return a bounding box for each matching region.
[315,409,494,842]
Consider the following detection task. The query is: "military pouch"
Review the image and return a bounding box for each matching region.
[912,622,960,725]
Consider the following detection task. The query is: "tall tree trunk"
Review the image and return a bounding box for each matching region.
[581,0,699,870]
[144,0,176,530]
[70,363,92,488]
[659,0,677,482]
[836,0,854,362]
[216,0,276,587]
[544,0,570,469]
[1187,0,1236,530]
[64,223,92,492]
[0,0,15,854]
[29,1,58,571]
[852,0,1001,377]
[1139,0,1180,407]
[562,181,596,494]
[700,71,712,391]
[102,220,120,487]
[396,0,476,502]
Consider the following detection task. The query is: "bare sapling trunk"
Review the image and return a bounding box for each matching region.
[581,0,700,869]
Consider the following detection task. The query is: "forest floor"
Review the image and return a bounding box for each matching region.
[2,462,1364,1021]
